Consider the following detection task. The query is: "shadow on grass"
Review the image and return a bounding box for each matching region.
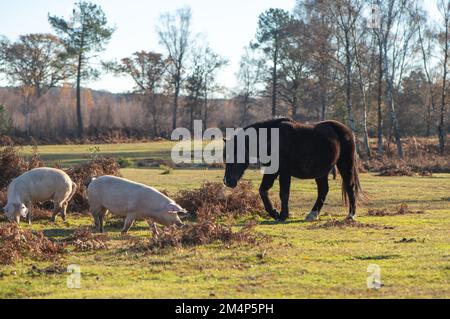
[258,219,306,226]
[353,254,401,261]
[43,228,75,238]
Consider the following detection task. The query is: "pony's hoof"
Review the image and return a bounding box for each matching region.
[268,209,279,220]
[305,211,319,222]
[277,214,289,222]
[345,215,355,222]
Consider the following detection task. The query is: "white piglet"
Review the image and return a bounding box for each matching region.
[3,167,77,224]
[86,175,184,233]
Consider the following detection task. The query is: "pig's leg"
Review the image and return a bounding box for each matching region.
[26,201,33,225]
[146,218,159,236]
[60,201,69,222]
[91,206,103,232]
[121,214,136,234]
[97,208,107,233]
[51,202,63,223]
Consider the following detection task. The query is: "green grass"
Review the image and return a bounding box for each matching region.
[18,141,178,167]
[1,142,449,298]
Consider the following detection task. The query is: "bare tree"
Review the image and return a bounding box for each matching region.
[297,0,335,121]
[374,0,419,158]
[416,5,437,137]
[107,51,169,136]
[329,0,364,151]
[0,33,73,135]
[185,44,227,131]
[235,47,264,126]
[157,6,192,131]
[353,16,376,158]
[437,0,449,154]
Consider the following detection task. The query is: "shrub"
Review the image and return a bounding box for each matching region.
[65,157,121,212]
[174,181,264,218]
[159,164,172,175]
[118,157,133,168]
[0,224,65,265]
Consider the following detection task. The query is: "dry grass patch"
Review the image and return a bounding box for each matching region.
[62,229,109,252]
[308,218,394,230]
[367,203,425,216]
[133,205,268,252]
[0,224,65,265]
[65,157,121,212]
[174,181,264,218]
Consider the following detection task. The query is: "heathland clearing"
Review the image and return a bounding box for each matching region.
[0,143,448,298]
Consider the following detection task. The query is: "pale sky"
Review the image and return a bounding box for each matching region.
[0,0,297,94]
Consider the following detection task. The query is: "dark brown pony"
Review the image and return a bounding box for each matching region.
[223,118,363,222]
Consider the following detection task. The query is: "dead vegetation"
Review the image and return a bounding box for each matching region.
[367,203,425,216]
[362,137,450,175]
[62,229,109,252]
[28,263,66,275]
[0,146,43,189]
[0,146,121,216]
[174,181,264,218]
[65,156,121,212]
[0,224,65,265]
[308,218,394,230]
[133,205,269,252]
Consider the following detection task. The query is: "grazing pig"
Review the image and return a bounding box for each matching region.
[86,175,184,233]
[3,167,77,224]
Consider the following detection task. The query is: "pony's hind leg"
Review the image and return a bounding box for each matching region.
[337,162,357,220]
[259,173,279,220]
[305,176,329,221]
[278,173,291,222]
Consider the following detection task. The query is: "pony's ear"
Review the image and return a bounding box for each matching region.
[13,203,20,210]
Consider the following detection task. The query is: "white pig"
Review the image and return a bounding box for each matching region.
[3,167,77,224]
[86,175,184,233]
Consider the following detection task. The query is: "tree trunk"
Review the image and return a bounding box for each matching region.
[203,83,208,130]
[271,47,278,117]
[76,53,84,138]
[292,93,298,119]
[320,79,327,121]
[377,43,384,153]
[419,24,436,137]
[149,95,158,137]
[383,43,403,159]
[172,70,181,131]
[438,13,448,155]
[344,32,359,155]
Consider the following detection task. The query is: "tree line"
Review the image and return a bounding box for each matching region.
[0,0,448,157]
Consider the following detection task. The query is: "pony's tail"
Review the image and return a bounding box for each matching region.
[331,126,367,207]
[340,159,366,206]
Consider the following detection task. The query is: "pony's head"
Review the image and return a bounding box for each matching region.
[223,132,250,188]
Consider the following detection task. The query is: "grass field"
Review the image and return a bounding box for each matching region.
[1,142,449,298]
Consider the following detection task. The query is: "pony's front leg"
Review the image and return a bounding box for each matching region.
[259,173,279,220]
[278,173,291,222]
